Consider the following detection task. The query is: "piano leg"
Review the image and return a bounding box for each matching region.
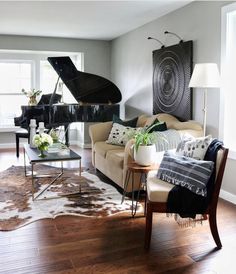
[65,125,69,147]
[16,134,19,157]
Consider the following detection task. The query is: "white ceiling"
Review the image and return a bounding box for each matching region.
[0,1,193,41]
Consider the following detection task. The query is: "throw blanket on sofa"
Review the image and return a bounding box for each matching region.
[167,139,223,219]
[154,129,182,152]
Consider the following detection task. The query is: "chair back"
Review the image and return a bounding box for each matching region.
[208,147,228,211]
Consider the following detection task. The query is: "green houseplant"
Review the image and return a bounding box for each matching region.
[133,121,165,166]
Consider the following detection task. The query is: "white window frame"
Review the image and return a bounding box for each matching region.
[0,50,83,130]
[0,59,35,94]
[221,3,236,159]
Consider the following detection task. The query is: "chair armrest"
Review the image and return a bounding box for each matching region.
[89,121,112,145]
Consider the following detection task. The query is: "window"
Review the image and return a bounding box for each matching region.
[221,3,236,155]
[0,51,82,128]
[0,61,31,127]
[40,60,77,104]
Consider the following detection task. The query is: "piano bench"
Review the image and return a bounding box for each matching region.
[15,129,29,157]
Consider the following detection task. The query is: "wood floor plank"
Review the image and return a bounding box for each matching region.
[0,147,236,273]
[0,259,73,274]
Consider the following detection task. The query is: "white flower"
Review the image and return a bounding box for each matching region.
[33,133,53,149]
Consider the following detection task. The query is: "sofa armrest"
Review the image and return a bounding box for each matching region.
[124,139,135,167]
[122,139,135,186]
[89,121,112,145]
[89,122,112,166]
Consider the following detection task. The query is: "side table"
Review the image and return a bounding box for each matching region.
[121,162,159,217]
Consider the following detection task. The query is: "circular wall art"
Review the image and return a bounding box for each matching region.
[153,41,192,121]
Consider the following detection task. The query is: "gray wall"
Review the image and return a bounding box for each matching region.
[0,35,111,77]
[111,1,226,137]
[111,1,236,199]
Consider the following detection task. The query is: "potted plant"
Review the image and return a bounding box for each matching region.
[133,121,165,166]
[21,88,42,106]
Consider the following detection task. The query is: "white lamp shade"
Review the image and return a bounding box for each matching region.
[189,63,220,88]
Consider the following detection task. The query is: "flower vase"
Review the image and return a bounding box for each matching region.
[28,96,37,106]
[38,149,46,158]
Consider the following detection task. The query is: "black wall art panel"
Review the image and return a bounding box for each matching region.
[153,40,193,121]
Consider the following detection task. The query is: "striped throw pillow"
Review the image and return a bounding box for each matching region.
[157,151,214,197]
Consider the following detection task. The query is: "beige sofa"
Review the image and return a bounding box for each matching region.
[89,113,203,192]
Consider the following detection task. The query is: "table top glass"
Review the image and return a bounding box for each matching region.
[24,144,81,163]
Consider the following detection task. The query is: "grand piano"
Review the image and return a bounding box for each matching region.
[14,56,122,145]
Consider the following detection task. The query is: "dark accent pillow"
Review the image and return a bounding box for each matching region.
[112,114,138,127]
[157,151,214,197]
[146,118,167,133]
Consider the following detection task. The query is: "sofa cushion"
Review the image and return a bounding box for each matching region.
[156,113,179,128]
[143,116,157,127]
[106,123,142,146]
[176,135,212,160]
[147,170,174,202]
[113,114,138,127]
[106,150,124,169]
[145,118,167,133]
[94,141,124,158]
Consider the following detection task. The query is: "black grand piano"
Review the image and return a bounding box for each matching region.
[14,56,121,145]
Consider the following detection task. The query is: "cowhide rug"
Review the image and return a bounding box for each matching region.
[0,165,141,231]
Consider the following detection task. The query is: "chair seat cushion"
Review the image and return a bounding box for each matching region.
[147,171,174,202]
[94,141,124,158]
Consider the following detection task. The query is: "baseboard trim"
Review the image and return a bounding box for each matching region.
[0,143,16,149]
[0,141,92,150]
[0,141,28,149]
[71,140,91,149]
[220,189,236,205]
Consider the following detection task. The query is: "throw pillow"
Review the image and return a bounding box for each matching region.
[157,151,214,197]
[106,123,141,146]
[176,135,212,160]
[144,116,157,127]
[112,114,138,127]
[146,118,167,133]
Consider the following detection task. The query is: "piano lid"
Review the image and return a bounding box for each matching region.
[47,56,122,104]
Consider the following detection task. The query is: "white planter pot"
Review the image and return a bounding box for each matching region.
[134,144,156,166]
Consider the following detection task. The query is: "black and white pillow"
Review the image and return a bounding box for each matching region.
[157,151,214,197]
[176,135,212,160]
[106,123,141,146]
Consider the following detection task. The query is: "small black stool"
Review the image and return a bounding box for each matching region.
[15,128,29,157]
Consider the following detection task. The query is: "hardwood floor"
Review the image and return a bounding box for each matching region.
[0,146,236,273]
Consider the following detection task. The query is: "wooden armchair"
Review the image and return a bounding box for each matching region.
[144,146,228,250]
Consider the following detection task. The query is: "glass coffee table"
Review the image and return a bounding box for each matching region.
[23,144,82,200]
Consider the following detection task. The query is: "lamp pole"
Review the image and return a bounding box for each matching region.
[189,63,220,137]
[203,88,207,136]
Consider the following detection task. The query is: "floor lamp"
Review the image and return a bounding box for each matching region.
[189,63,220,136]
